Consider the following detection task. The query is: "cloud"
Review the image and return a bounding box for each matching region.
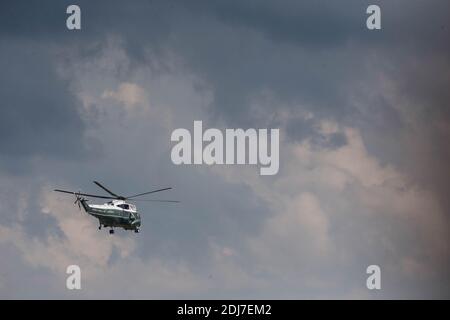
[102,83,148,110]
[0,40,88,163]
[248,192,331,267]
[0,1,449,299]
[207,118,449,297]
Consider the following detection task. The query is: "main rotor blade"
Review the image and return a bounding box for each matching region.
[127,199,180,203]
[126,187,172,199]
[54,189,117,200]
[93,181,121,198]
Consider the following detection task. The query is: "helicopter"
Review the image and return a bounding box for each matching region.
[54,181,179,234]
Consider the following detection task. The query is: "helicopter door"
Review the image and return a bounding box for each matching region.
[122,204,131,220]
[118,204,129,219]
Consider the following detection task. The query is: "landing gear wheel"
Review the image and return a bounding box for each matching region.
[134,229,139,233]
[109,229,114,234]
[98,225,102,230]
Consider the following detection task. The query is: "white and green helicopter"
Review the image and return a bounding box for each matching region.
[54,181,179,234]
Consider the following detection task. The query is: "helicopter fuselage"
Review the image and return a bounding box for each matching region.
[80,199,141,232]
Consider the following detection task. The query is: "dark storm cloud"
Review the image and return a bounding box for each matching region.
[0,1,381,127]
[184,0,369,47]
[136,0,450,132]
[3,1,447,129]
[198,0,450,49]
[0,41,87,161]
[0,0,177,61]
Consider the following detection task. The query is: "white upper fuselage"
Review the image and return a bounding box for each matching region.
[89,199,137,213]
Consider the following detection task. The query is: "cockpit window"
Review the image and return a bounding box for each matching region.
[118,204,130,210]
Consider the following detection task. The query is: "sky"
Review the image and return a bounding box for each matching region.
[0,0,449,299]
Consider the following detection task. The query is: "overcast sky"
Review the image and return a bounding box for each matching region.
[0,0,449,299]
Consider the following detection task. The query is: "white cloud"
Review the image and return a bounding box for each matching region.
[247,192,332,278]
[292,127,403,189]
[102,82,148,110]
